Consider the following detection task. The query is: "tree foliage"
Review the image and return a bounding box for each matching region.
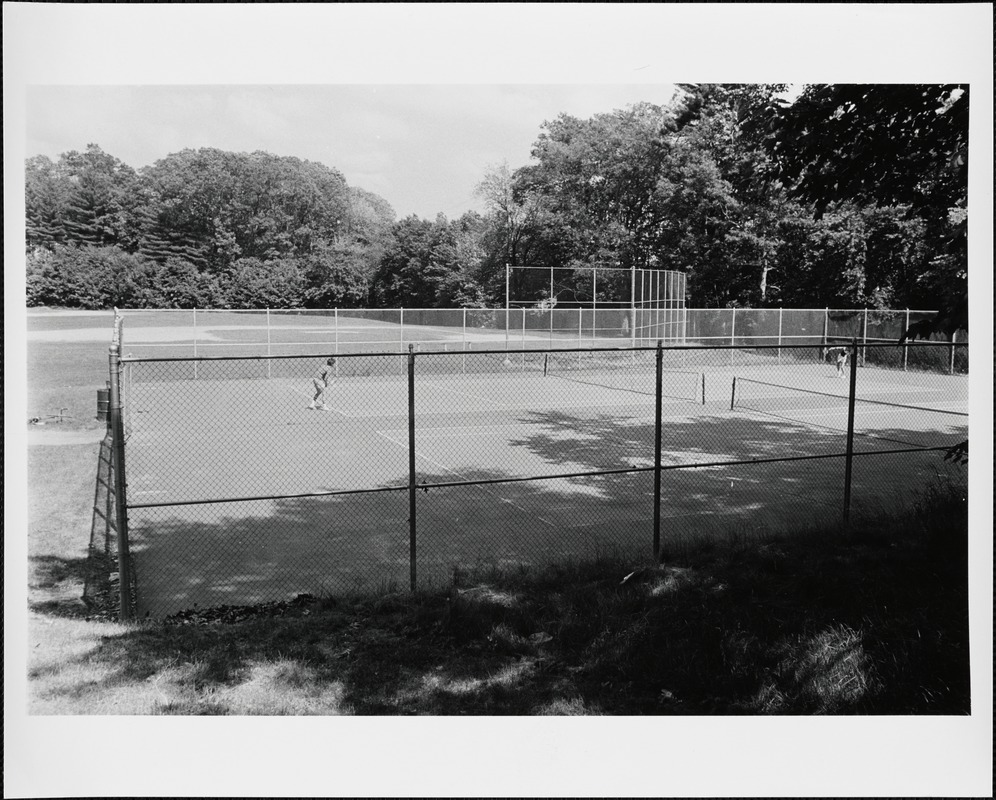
[25,87,969,317]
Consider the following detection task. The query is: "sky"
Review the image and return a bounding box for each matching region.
[25,84,679,220]
[4,5,994,800]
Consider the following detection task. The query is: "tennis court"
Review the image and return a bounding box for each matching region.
[119,345,968,617]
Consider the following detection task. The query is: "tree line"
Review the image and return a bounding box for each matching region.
[25,84,968,314]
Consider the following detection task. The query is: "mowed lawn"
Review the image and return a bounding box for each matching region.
[16,309,978,718]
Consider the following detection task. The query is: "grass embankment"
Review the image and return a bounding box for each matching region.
[27,436,970,714]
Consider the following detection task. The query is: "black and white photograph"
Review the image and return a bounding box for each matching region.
[5,4,992,798]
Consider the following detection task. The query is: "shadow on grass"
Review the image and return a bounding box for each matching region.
[30,490,970,715]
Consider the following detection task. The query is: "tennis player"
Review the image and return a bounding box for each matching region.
[828,346,849,378]
[309,357,336,410]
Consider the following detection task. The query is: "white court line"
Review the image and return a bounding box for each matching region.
[375,429,559,528]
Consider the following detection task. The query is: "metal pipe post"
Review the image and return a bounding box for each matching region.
[730,307,736,365]
[842,339,859,523]
[777,306,783,364]
[630,264,636,348]
[592,269,597,341]
[653,341,664,560]
[903,309,910,371]
[861,308,868,367]
[505,263,510,350]
[108,337,134,620]
[407,344,417,590]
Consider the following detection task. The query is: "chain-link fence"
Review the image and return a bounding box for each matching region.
[112,306,964,361]
[95,328,968,619]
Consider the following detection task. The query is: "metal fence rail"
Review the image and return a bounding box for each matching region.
[101,333,969,620]
[110,307,966,363]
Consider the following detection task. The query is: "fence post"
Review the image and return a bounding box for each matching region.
[408,344,417,591]
[592,270,597,342]
[730,307,736,366]
[902,309,910,371]
[521,307,526,368]
[108,334,134,621]
[505,263,510,350]
[578,309,583,364]
[777,306,783,364]
[653,340,664,561]
[861,308,868,368]
[842,338,859,524]
[192,307,198,380]
[266,307,272,379]
[400,307,405,354]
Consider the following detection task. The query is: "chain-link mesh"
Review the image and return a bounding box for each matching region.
[113,338,968,618]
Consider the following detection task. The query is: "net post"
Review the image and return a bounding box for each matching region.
[407,343,417,591]
[842,338,859,524]
[400,307,405,353]
[108,328,134,621]
[266,307,272,379]
[653,340,664,561]
[730,376,737,411]
[192,307,198,379]
[701,372,706,405]
[949,330,956,375]
[463,308,468,373]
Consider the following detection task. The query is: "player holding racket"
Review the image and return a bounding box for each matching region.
[825,346,849,378]
[309,357,336,410]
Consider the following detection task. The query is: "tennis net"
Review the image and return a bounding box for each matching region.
[730,377,968,449]
[542,350,703,403]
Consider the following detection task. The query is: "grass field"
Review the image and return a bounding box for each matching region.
[16,308,981,721]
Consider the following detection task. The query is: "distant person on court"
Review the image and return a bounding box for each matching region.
[309,357,336,410]
[828,346,849,378]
